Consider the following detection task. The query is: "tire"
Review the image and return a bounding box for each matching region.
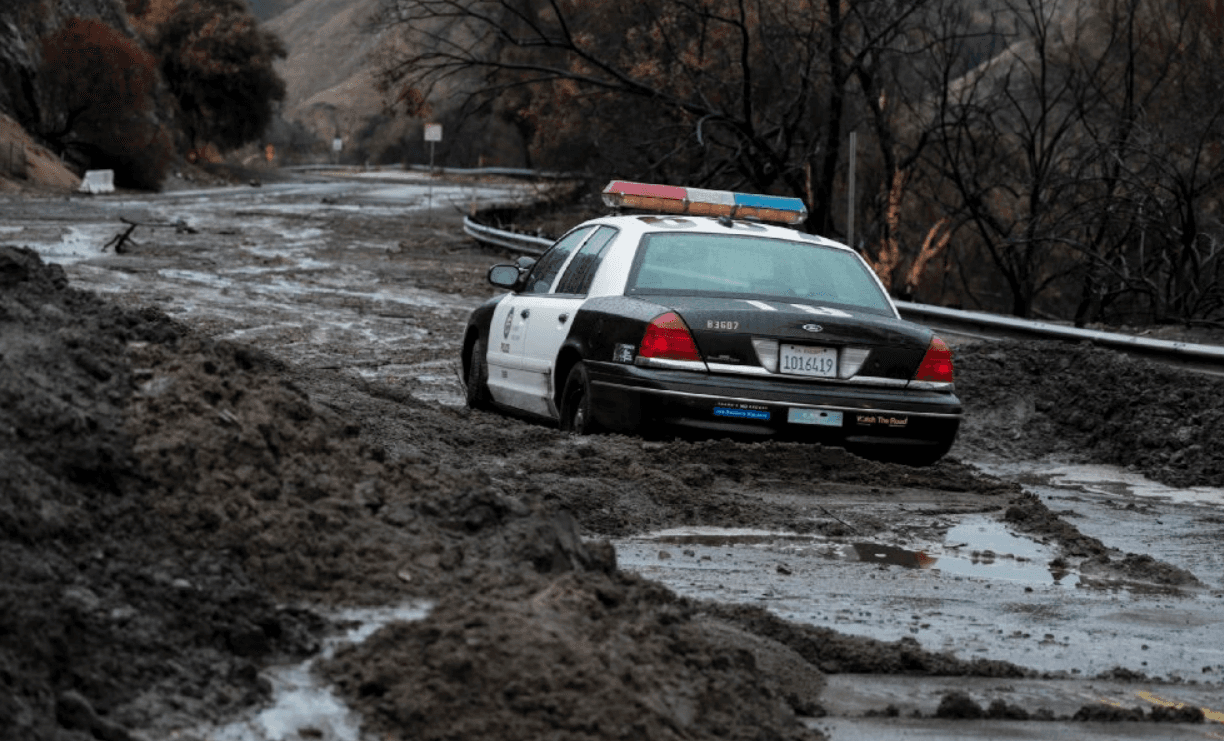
[465,336,492,410]
[560,361,602,434]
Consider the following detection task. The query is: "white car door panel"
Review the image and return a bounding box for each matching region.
[484,226,597,415]
[517,296,585,417]
[485,299,537,410]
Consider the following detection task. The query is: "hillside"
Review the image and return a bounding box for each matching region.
[265,0,405,163]
[0,111,81,192]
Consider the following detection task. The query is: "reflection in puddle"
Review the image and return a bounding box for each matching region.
[849,542,938,569]
[204,602,432,741]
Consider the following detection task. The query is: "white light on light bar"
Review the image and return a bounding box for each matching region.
[602,181,808,225]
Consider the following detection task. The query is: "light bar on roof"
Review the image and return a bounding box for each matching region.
[601,181,808,225]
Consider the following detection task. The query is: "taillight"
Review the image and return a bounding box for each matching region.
[914,335,954,383]
[639,312,702,362]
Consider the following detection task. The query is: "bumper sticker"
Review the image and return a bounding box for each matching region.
[856,414,909,428]
[714,407,771,421]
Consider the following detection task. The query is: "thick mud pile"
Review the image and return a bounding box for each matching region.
[0,244,834,740]
[324,572,826,741]
[954,340,1224,487]
[0,247,320,739]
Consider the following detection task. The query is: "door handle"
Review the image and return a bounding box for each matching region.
[520,308,530,319]
[558,313,569,323]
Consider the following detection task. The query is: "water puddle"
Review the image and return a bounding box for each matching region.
[984,461,1224,509]
[634,515,1075,587]
[972,460,1224,591]
[201,602,432,741]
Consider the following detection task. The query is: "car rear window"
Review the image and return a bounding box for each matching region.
[626,232,894,314]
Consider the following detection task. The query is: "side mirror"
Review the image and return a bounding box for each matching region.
[487,264,521,289]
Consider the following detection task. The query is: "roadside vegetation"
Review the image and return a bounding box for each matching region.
[371,0,1224,328]
[2,0,285,190]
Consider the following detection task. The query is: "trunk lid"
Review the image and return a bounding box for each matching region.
[656,295,932,380]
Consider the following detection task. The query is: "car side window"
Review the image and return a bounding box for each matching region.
[554,226,618,295]
[521,226,594,294]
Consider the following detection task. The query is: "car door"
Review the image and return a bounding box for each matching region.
[517,226,620,417]
[485,226,595,413]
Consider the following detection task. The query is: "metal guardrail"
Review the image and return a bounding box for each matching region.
[463,216,1224,370]
[286,164,584,180]
[463,215,554,255]
[896,301,1224,369]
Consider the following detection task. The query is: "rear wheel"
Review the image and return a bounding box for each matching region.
[465,337,492,410]
[560,362,602,434]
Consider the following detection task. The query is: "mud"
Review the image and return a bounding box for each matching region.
[953,339,1224,487]
[3,176,1224,741]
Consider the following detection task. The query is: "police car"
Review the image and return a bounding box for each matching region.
[460,181,961,465]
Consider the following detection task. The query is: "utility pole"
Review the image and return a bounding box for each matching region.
[847,131,856,249]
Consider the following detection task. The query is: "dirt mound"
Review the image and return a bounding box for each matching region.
[324,571,826,741]
[0,246,319,740]
[491,435,1015,538]
[954,340,1224,487]
[0,245,612,739]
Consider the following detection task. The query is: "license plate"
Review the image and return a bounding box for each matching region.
[779,344,837,377]
[788,408,843,426]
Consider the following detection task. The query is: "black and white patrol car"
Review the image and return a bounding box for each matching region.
[460,181,962,465]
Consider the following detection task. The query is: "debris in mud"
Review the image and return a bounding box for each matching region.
[1072,702,1206,723]
[932,692,1207,724]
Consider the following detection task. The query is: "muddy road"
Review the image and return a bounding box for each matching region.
[2,168,1222,741]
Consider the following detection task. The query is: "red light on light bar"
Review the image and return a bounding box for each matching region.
[602,181,808,225]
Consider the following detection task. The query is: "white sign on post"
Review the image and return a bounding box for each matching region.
[423,123,444,221]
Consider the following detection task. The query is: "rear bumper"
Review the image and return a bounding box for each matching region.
[586,361,961,447]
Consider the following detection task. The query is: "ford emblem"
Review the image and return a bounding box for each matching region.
[802,323,823,333]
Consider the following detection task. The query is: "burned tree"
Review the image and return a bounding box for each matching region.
[153,0,287,153]
[38,17,174,189]
[372,0,937,237]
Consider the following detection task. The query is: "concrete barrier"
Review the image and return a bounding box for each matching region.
[79,170,115,194]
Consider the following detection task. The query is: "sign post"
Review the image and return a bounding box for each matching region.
[423,123,443,222]
[424,123,442,172]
